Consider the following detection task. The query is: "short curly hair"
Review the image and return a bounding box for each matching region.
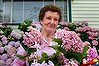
[38,4,62,22]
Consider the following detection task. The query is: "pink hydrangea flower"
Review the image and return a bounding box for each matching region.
[87,47,99,61]
[10,29,23,40]
[31,61,54,66]
[1,35,8,45]
[23,28,42,48]
[55,29,84,52]
[1,53,8,61]
[92,40,98,46]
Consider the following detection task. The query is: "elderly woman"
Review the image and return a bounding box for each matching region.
[39,4,61,43]
[12,4,62,66]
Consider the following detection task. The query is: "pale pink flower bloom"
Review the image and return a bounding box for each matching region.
[91,28,99,32]
[0,23,2,27]
[1,53,8,61]
[0,30,3,34]
[83,41,90,46]
[49,41,58,46]
[1,36,8,45]
[87,47,99,61]
[59,21,70,26]
[31,20,41,29]
[10,54,16,60]
[10,29,23,40]
[63,27,70,31]
[27,26,35,31]
[73,21,82,26]
[63,58,78,66]
[12,58,26,66]
[55,29,84,52]
[31,62,41,66]
[92,40,98,46]
[0,47,4,53]
[31,61,54,66]
[11,45,26,66]
[81,21,88,26]
[87,31,98,37]
[42,47,56,56]
[4,45,17,56]
[14,41,20,48]
[6,58,13,66]
[34,49,43,60]
[35,23,42,29]
[75,26,91,32]
[48,61,54,66]
[88,36,96,40]
[17,45,27,56]
[23,28,42,48]
[8,41,16,46]
[0,60,5,66]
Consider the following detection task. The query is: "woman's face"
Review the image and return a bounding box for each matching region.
[41,11,59,33]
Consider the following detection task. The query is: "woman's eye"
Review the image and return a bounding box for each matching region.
[54,19,58,21]
[47,17,51,20]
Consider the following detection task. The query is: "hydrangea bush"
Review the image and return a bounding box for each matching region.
[58,21,99,62]
[0,25,22,66]
[0,20,99,66]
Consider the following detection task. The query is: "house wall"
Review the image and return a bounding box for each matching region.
[71,0,99,28]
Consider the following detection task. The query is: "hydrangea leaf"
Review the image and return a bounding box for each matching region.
[15,54,26,59]
[24,19,32,26]
[52,38,63,45]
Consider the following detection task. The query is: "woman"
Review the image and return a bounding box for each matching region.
[39,4,61,43]
[12,4,62,66]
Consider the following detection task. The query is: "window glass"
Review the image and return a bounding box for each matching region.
[13,2,23,22]
[4,2,11,22]
[24,1,42,21]
[55,0,67,21]
[1,0,67,23]
[0,0,3,22]
[0,0,11,22]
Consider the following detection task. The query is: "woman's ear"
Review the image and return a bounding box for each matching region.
[40,20,43,25]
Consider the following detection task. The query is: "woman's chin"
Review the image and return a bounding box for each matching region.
[46,28,56,34]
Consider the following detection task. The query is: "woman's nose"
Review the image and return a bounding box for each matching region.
[50,19,54,24]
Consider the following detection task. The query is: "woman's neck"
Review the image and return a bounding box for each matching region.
[41,29,55,43]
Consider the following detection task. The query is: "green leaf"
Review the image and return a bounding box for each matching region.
[50,45,59,50]
[64,50,73,59]
[28,58,33,65]
[24,19,32,26]
[21,43,37,55]
[72,52,83,63]
[18,23,28,32]
[58,47,66,54]
[82,45,88,54]
[42,52,49,60]
[38,53,49,63]
[68,23,76,31]
[81,45,88,60]
[52,38,63,45]
[21,43,29,52]
[3,27,13,37]
[28,48,37,55]
[64,50,83,64]
[15,54,26,59]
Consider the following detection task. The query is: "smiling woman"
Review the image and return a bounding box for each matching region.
[39,4,61,43]
[41,11,60,43]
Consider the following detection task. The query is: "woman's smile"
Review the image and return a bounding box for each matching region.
[41,11,59,32]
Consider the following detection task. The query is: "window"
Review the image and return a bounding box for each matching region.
[0,0,68,23]
[0,0,3,22]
